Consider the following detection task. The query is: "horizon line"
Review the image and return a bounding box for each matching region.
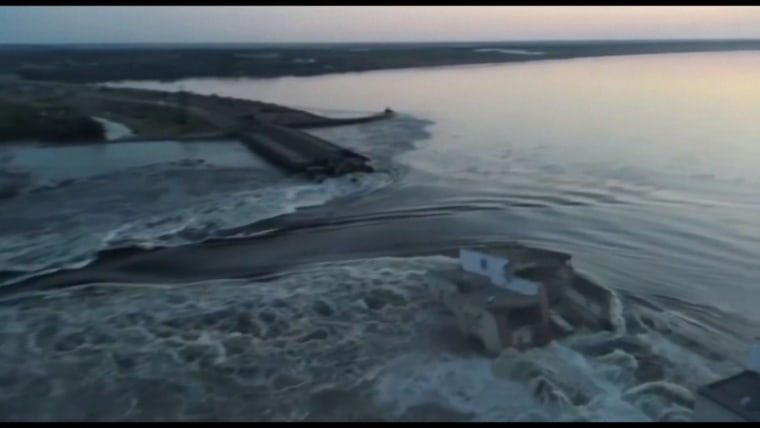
[4,37,760,47]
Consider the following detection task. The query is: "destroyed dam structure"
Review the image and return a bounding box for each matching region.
[71,84,393,180]
[235,114,378,180]
[169,95,392,179]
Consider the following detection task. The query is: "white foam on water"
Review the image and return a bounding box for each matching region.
[494,342,639,421]
[608,291,627,338]
[373,352,550,421]
[0,254,746,421]
[368,270,746,422]
[0,115,429,285]
[104,171,393,248]
[0,256,453,421]
[92,117,134,140]
[0,170,391,284]
[308,114,433,170]
[369,323,726,422]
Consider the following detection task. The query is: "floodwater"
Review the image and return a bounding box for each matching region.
[2,51,760,421]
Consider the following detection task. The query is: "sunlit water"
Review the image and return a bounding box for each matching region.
[2,51,760,421]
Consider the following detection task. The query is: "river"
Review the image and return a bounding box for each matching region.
[1,51,759,421]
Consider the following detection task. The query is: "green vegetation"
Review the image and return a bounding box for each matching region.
[73,95,218,137]
[0,97,104,142]
[0,79,221,139]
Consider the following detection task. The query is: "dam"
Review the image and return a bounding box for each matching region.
[13,80,393,180]
[181,94,388,179]
[235,117,375,179]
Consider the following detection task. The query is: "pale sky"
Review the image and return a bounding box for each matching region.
[2,6,760,44]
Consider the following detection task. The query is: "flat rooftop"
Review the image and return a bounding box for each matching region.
[698,370,760,421]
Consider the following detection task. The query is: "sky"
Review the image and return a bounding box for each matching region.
[2,6,760,44]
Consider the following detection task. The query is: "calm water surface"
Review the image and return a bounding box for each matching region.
[2,140,263,184]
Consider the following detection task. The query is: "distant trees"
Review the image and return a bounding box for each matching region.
[178,88,188,130]
[7,41,760,84]
[0,99,105,142]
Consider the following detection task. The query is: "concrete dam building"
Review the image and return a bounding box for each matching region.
[424,246,604,355]
[427,246,760,422]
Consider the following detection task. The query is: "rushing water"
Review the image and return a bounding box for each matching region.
[92,117,134,141]
[2,51,760,421]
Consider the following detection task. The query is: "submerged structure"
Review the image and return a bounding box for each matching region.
[693,342,760,422]
[426,245,760,422]
[236,120,374,180]
[425,246,615,355]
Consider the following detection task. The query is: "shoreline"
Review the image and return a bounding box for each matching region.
[0,77,392,144]
[3,45,756,144]
[4,40,760,84]
[113,47,760,84]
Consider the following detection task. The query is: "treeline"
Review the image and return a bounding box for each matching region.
[0,99,104,142]
[10,48,526,83]
[6,40,760,83]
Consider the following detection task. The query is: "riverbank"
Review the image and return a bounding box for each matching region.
[0,77,392,143]
[2,50,759,422]
[0,96,105,142]
[0,77,217,141]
